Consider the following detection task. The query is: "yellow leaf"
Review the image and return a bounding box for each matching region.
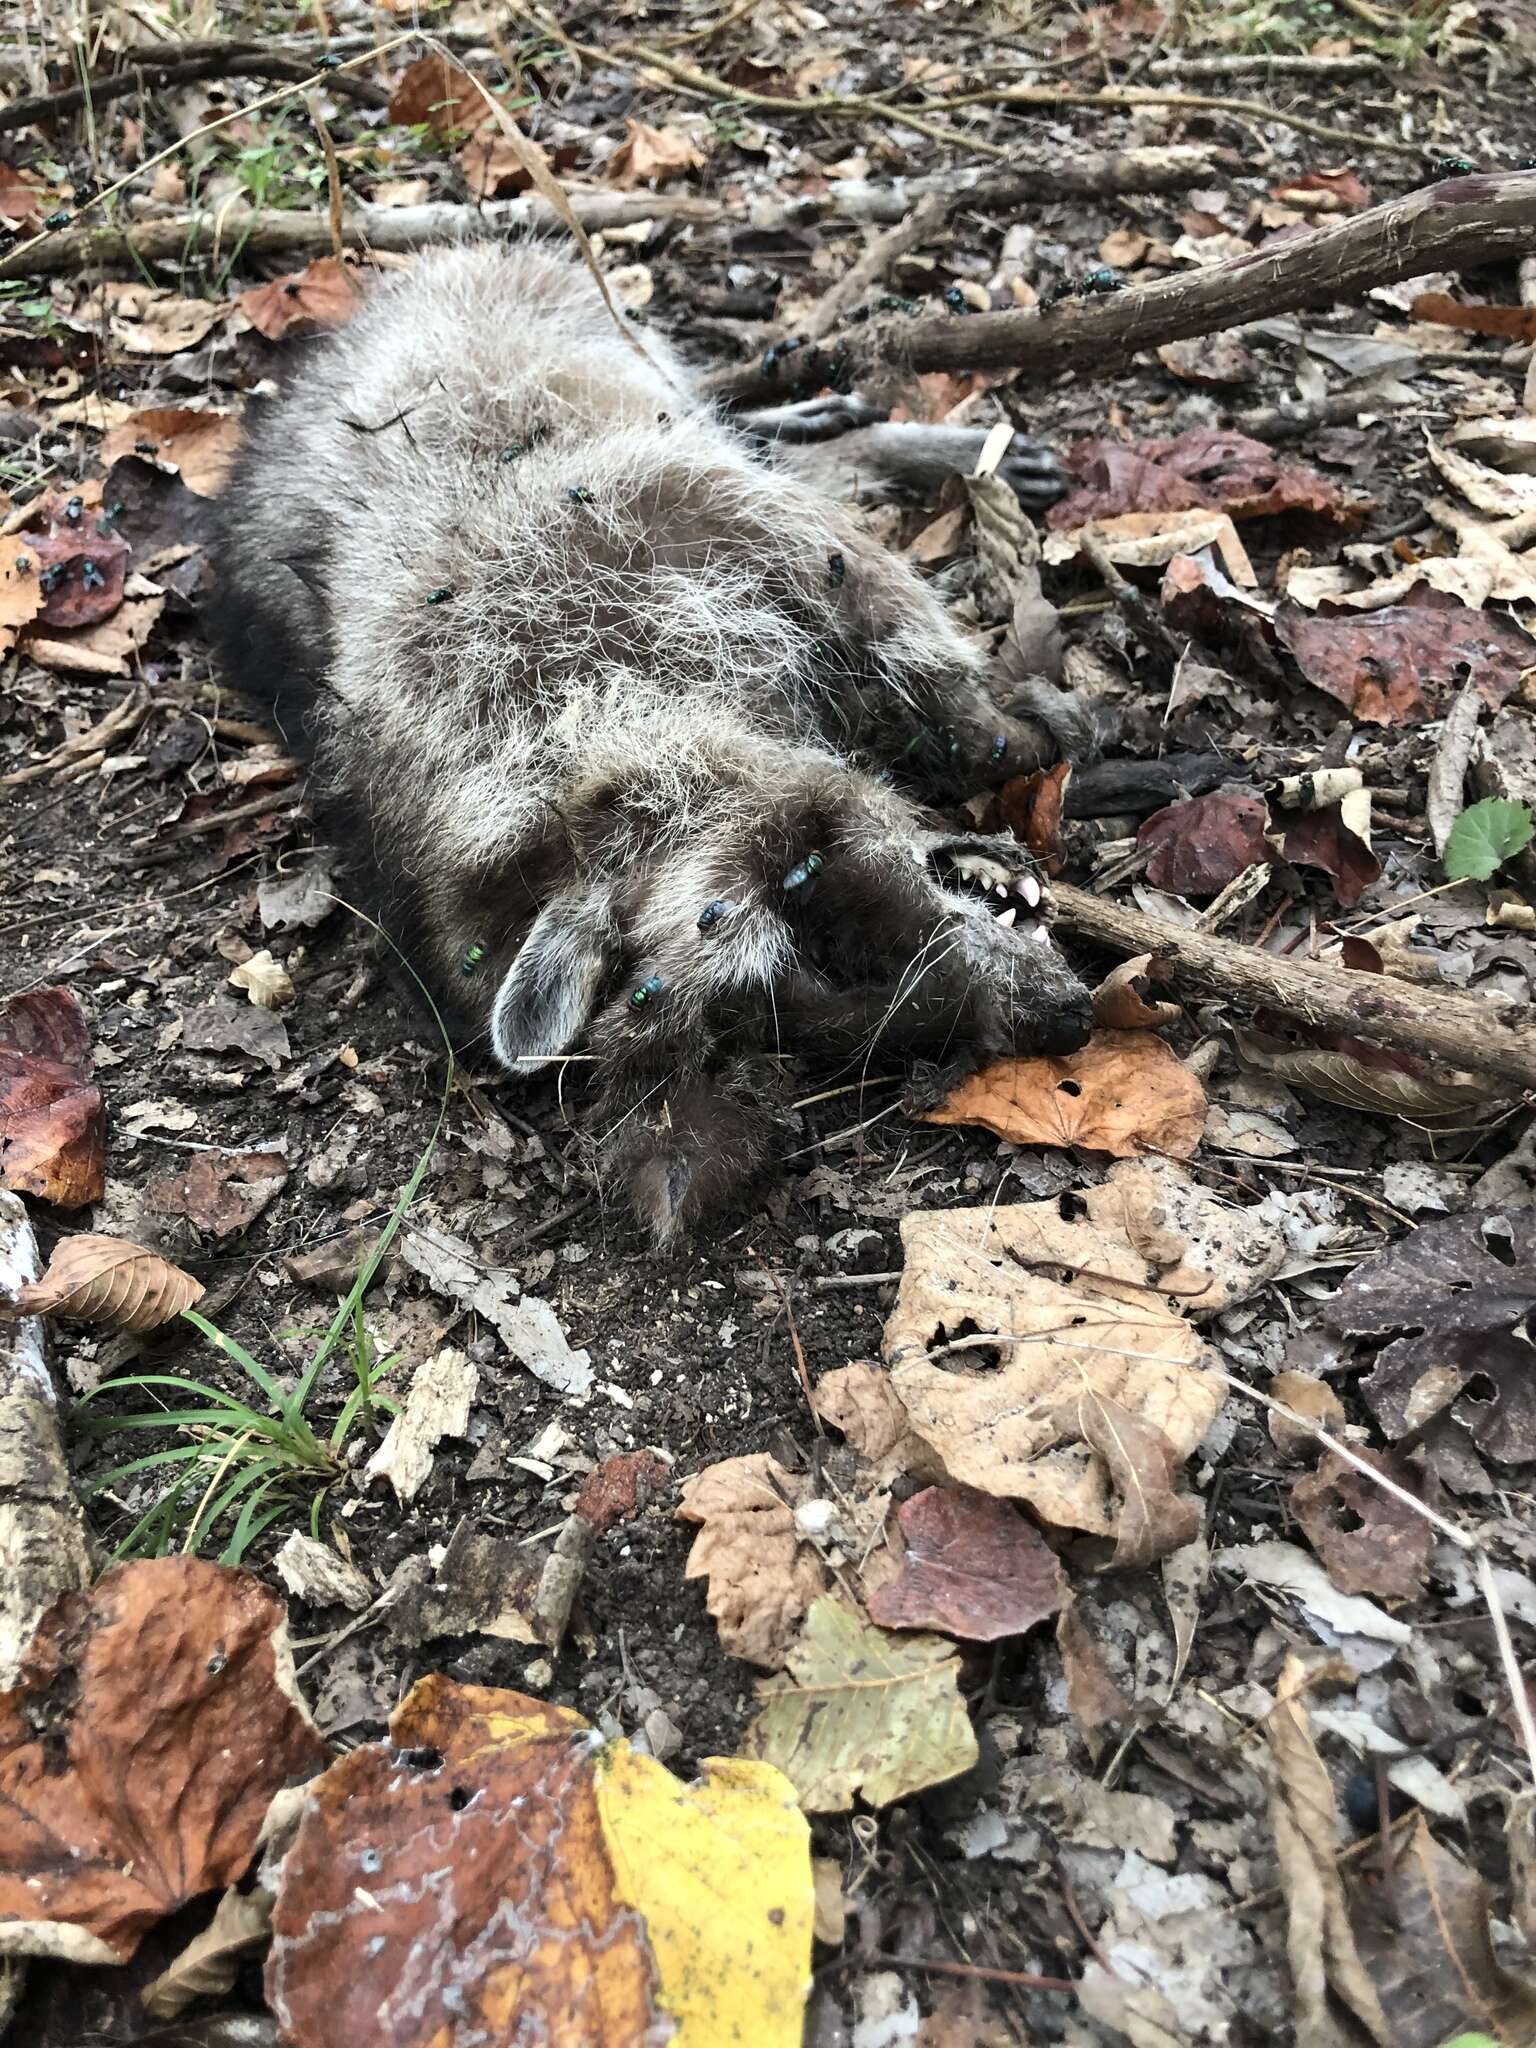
[596,1747,812,2047]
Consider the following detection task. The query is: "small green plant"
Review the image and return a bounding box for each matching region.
[1443,798,1535,883]
[73,910,451,1564]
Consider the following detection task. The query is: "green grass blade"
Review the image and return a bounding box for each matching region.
[181,1309,291,1407]
[221,1481,293,1565]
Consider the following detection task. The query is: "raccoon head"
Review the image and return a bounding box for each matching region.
[482,775,1091,1241]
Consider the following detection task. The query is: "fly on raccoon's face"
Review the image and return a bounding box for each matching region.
[629,974,666,1011]
[990,734,1009,766]
[426,586,453,605]
[697,899,737,932]
[567,486,594,504]
[783,851,824,891]
[461,941,487,975]
[828,551,845,589]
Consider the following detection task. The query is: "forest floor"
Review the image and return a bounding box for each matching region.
[4,3,1536,2045]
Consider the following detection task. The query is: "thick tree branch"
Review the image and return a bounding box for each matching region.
[1052,882,1536,1096]
[704,170,1536,405]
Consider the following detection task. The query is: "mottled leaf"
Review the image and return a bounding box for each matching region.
[866,1488,1067,1641]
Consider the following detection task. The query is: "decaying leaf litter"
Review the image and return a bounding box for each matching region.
[4,3,1536,2043]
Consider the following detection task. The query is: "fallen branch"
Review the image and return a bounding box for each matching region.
[0,192,721,281]
[0,1193,90,1689]
[1,146,1227,281]
[767,145,1228,226]
[1051,880,1536,1096]
[0,46,388,133]
[705,169,1536,405]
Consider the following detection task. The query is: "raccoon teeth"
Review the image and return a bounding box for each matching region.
[1020,874,1041,907]
[1032,922,1052,945]
[995,906,1017,928]
[993,882,1010,899]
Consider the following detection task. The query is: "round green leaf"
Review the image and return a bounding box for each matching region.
[1443,798,1535,882]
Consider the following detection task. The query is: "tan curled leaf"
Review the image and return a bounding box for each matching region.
[1091,953,1182,1031]
[607,117,706,189]
[925,1031,1206,1159]
[2,1232,202,1331]
[1056,1391,1201,1568]
[1266,1654,1390,2048]
[883,1205,1223,1539]
[1234,1030,1505,1131]
[239,259,360,343]
[676,1453,827,1669]
[142,1883,274,2020]
[741,1596,977,1812]
[812,1363,947,1486]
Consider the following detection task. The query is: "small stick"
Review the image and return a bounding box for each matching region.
[800,193,948,342]
[751,1258,823,1435]
[874,1955,1076,1994]
[1049,880,1536,1095]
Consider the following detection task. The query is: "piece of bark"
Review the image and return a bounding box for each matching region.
[768,146,1226,226]
[1051,882,1536,1095]
[0,1192,91,1688]
[0,48,387,133]
[706,170,1536,404]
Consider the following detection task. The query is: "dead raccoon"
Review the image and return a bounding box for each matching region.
[211,242,1092,1239]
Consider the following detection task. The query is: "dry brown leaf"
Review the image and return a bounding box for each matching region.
[883,1205,1223,1538]
[85,282,224,356]
[2,1232,202,1330]
[813,1363,949,1486]
[1057,1391,1201,1567]
[387,53,490,137]
[1290,1449,1432,1601]
[146,1150,288,1242]
[1267,1654,1391,2048]
[239,259,360,343]
[1139,790,1271,897]
[1043,506,1257,587]
[26,592,165,677]
[865,1488,1067,1641]
[0,1558,324,1963]
[607,117,706,189]
[925,1030,1207,1159]
[1082,1157,1285,1317]
[676,1453,827,1668]
[1276,597,1535,725]
[0,987,105,1209]
[1091,953,1182,1031]
[100,408,240,498]
[1234,1029,1504,1130]
[1267,1370,1346,1459]
[1057,1601,1135,1736]
[1352,1817,1536,2048]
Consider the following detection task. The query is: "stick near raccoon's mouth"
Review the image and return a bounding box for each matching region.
[211,242,1091,1242]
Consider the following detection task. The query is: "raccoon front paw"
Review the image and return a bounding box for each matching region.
[996,434,1067,511]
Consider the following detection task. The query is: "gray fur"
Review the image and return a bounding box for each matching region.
[213,242,1091,1239]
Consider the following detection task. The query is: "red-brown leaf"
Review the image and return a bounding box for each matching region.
[0,1559,325,1962]
[866,1488,1067,1642]
[1138,790,1270,897]
[0,987,105,1208]
[1279,801,1382,907]
[1276,597,1536,725]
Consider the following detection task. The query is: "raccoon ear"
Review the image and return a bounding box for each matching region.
[489,892,617,1073]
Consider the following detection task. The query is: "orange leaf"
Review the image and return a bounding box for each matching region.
[924,1030,1206,1158]
[0,1559,325,1963]
[387,53,490,137]
[4,1232,203,1330]
[100,407,241,497]
[239,258,360,343]
[1412,291,1536,342]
